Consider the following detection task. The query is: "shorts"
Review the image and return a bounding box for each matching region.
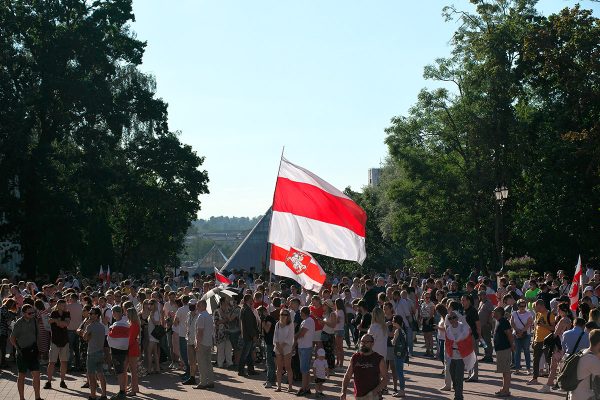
[335,330,344,337]
[111,348,128,374]
[16,351,40,373]
[315,377,327,383]
[496,348,511,373]
[313,330,322,342]
[87,350,104,374]
[274,343,293,356]
[298,347,312,374]
[49,343,69,362]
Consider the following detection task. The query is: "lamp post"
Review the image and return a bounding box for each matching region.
[494,186,509,271]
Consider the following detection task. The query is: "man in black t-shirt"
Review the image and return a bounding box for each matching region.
[45,299,71,389]
[493,307,515,397]
[259,306,276,388]
[461,295,480,382]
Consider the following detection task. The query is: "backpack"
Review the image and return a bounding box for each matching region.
[557,350,584,391]
[393,328,409,363]
[557,331,586,391]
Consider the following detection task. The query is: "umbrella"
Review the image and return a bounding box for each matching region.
[201,286,238,314]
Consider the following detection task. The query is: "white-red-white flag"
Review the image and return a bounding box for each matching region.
[268,157,367,264]
[99,265,105,281]
[106,265,111,285]
[215,268,233,285]
[569,255,582,311]
[269,244,326,291]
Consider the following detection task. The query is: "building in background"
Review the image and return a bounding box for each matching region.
[368,168,382,187]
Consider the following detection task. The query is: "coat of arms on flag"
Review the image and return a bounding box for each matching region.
[285,248,313,275]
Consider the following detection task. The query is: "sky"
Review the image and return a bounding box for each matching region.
[130,0,599,219]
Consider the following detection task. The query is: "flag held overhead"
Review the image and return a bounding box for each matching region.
[268,156,367,264]
[215,268,233,285]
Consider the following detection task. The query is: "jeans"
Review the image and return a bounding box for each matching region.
[406,326,414,356]
[394,356,405,390]
[67,330,81,368]
[179,337,189,377]
[449,358,464,400]
[345,313,356,347]
[238,338,255,373]
[265,343,275,384]
[513,334,531,370]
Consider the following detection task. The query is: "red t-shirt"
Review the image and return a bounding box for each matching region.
[310,305,324,331]
[128,322,140,357]
[351,351,383,397]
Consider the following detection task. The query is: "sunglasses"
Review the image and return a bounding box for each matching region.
[519,304,526,307]
[25,312,34,315]
[281,313,290,316]
[360,340,373,344]
[448,316,457,320]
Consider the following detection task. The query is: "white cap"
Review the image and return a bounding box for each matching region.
[584,286,594,293]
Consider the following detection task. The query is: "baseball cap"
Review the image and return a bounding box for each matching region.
[584,286,594,293]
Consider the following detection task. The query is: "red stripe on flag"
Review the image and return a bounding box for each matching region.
[272,177,366,237]
[270,244,325,284]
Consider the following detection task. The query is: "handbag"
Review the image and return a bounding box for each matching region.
[151,325,166,340]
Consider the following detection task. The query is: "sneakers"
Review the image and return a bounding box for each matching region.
[43,381,52,390]
[182,377,196,385]
[539,384,551,393]
[527,378,539,385]
[59,381,68,389]
[110,392,126,400]
[82,382,90,389]
[264,382,273,389]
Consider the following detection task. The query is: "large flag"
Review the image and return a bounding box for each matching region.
[268,156,367,264]
[569,255,583,311]
[215,268,233,285]
[99,265,105,282]
[270,244,326,291]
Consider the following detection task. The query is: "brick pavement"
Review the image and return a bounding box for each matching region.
[0,341,566,400]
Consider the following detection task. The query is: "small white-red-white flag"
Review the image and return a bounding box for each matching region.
[569,255,582,311]
[99,265,105,281]
[215,268,232,285]
[106,265,111,285]
[268,157,367,264]
[269,244,326,291]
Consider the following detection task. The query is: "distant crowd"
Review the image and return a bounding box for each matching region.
[2,265,600,400]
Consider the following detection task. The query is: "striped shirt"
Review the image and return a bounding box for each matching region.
[107,318,130,350]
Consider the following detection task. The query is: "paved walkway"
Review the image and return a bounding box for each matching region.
[0,342,566,400]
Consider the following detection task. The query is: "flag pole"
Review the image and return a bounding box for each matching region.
[267,146,285,284]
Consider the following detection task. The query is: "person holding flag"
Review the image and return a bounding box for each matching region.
[445,311,476,400]
[570,255,583,311]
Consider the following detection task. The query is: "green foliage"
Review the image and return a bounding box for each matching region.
[0,0,209,278]
[381,0,600,274]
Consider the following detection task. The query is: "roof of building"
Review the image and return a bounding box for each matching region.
[221,208,271,272]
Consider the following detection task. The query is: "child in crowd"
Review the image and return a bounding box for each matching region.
[313,348,329,398]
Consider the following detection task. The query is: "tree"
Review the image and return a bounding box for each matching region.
[0,0,209,278]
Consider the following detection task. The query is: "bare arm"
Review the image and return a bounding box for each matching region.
[376,358,388,393]
[340,362,354,399]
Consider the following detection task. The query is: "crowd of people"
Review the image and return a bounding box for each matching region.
[2,265,600,400]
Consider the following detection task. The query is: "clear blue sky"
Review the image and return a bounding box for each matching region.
[131,0,598,219]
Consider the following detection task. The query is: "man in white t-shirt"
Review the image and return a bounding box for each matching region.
[173,295,190,380]
[295,307,315,396]
[570,329,600,399]
[195,299,215,390]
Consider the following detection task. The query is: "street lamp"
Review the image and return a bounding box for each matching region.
[494,186,509,271]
